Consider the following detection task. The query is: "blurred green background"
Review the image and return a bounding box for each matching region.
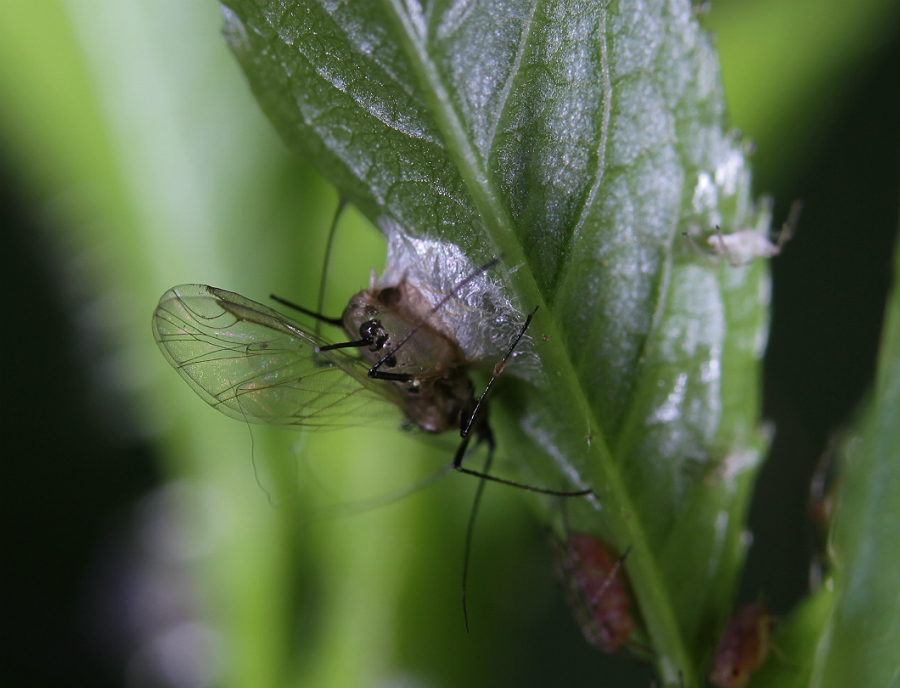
[2,1,897,687]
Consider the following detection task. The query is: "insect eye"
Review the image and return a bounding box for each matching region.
[361,319,392,352]
[360,319,381,340]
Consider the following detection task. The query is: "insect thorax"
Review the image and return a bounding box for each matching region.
[341,279,477,434]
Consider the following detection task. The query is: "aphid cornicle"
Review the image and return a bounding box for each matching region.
[152,258,590,495]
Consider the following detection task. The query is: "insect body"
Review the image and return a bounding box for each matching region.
[685,199,803,266]
[153,263,587,494]
[337,277,477,435]
[709,603,775,688]
[553,531,634,652]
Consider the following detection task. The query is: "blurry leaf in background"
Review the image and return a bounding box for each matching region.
[810,245,900,688]
[705,0,900,186]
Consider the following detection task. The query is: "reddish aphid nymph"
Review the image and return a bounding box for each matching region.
[558,533,634,652]
[709,603,775,688]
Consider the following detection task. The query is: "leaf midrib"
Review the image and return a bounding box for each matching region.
[380,0,693,682]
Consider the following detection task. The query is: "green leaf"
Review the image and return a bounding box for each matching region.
[810,242,900,688]
[222,0,775,683]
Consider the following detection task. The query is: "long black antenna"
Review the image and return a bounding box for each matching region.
[315,197,347,340]
[268,198,348,330]
[462,448,492,632]
[267,295,344,326]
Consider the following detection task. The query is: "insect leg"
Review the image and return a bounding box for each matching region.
[452,309,591,497]
[714,225,741,267]
[316,338,372,351]
[367,369,415,382]
[681,227,737,267]
[774,199,803,253]
[451,418,589,494]
[460,306,538,439]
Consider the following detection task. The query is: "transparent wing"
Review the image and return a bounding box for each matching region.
[152,284,402,428]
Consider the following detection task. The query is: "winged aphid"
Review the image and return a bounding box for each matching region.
[683,199,802,266]
[152,258,591,496]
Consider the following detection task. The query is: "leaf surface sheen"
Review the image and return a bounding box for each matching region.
[222,0,772,681]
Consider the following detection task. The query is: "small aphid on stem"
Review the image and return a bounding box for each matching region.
[709,603,775,688]
[553,531,634,652]
[684,200,803,266]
